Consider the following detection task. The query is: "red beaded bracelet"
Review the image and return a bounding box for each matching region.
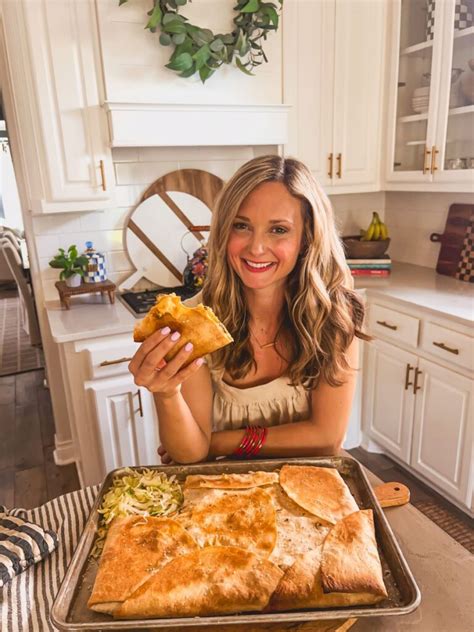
[232,425,268,459]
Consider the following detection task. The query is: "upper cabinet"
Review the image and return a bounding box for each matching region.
[0,0,115,213]
[385,0,474,192]
[284,0,386,194]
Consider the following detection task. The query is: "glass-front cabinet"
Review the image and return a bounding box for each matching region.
[386,0,474,190]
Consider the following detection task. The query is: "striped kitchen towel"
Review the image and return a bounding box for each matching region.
[0,486,99,632]
[0,507,59,587]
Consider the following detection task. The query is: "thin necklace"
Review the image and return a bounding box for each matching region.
[249,325,280,349]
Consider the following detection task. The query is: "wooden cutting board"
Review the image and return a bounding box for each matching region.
[430,203,474,282]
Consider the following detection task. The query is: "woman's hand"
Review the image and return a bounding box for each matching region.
[128,326,204,398]
[157,444,173,465]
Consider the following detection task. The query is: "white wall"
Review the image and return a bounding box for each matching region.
[0,142,23,231]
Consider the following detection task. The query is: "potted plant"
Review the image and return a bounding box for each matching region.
[49,245,88,288]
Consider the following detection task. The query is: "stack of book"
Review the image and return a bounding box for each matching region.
[347,256,391,277]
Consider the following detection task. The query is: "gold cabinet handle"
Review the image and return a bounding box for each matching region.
[99,356,133,367]
[376,320,398,331]
[423,147,431,174]
[413,368,422,394]
[328,153,334,178]
[336,153,342,178]
[404,364,414,390]
[433,341,459,355]
[431,145,439,174]
[99,159,107,191]
[136,389,144,417]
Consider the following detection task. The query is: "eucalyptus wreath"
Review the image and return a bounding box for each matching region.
[119,0,283,82]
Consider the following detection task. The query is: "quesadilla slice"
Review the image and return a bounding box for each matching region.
[184,471,279,490]
[321,509,387,597]
[133,293,233,365]
[87,516,198,614]
[114,546,284,619]
[178,487,277,557]
[279,465,359,525]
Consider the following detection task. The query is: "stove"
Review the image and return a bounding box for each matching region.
[120,285,200,315]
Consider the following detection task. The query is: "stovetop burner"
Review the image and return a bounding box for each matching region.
[120,285,200,314]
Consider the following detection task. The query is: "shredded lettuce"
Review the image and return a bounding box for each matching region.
[91,468,183,558]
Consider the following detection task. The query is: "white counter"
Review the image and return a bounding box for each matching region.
[46,262,474,343]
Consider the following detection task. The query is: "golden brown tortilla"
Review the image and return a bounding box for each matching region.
[114,546,284,619]
[184,471,279,489]
[320,509,388,597]
[279,465,359,525]
[133,293,233,365]
[177,487,277,557]
[87,516,198,614]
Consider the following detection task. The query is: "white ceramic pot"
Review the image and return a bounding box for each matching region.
[65,273,82,288]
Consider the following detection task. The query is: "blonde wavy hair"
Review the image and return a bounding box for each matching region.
[202,155,369,389]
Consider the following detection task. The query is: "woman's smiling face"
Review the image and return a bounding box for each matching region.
[226,181,305,292]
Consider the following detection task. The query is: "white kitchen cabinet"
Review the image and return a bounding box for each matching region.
[365,340,417,462]
[284,0,385,193]
[86,375,160,473]
[363,297,473,512]
[0,0,115,213]
[411,358,472,503]
[385,0,474,192]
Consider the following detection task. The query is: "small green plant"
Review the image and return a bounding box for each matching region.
[49,245,88,281]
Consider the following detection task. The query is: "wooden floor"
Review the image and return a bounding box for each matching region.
[0,369,471,552]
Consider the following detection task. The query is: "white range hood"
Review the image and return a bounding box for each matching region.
[103,102,290,148]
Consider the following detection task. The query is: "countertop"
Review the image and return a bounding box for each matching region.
[45,262,474,343]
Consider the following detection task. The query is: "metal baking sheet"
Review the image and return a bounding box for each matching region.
[51,456,421,630]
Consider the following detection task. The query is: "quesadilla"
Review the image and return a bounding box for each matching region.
[87,516,198,614]
[178,487,277,557]
[270,510,387,611]
[114,546,284,619]
[279,465,359,525]
[133,293,233,365]
[184,471,279,490]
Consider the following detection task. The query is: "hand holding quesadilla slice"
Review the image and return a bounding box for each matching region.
[133,293,233,366]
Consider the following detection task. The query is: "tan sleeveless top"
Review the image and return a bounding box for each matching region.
[183,293,311,431]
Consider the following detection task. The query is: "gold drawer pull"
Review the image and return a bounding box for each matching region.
[413,367,422,394]
[99,159,107,191]
[431,145,439,174]
[432,341,459,355]
[405,364,414,390]
[328,153,334,178]
[376,320,398,331]
[336,153,342,178]
[99,356,133,367]
[136,389,144,417]
[423,146,431,174]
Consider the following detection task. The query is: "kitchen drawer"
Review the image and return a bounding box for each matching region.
[85,335,140,379]
[368,303,420,348]
[421,322,474,372]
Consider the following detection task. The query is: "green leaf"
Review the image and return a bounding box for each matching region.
[162,12,178,25]
[166,51,193,71]
[145,3,162,30]
[163,20,187,34]
[222,33,235,44]
[236,57,254,75]
[210,38,224,52]
[175,0,187,5]
[262,6,278,26]
[179,64,197,78]
[192,44,211,70]
[159,32,172,45]
[172,32,186,44]
[199,64,215,83]
[118,0,128,6]
[241,0,260,13]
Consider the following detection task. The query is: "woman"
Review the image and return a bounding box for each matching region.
[128,156,368,464]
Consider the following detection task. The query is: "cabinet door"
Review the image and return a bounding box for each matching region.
[332,0,385,188]
[1,0,115,212]
[411,358,473,503]
[365,340,417,462]
[283,0,335,187]
[86,376,160,474]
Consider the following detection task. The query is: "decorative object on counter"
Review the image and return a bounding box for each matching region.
[342,236,390,260]
[118,0,283,82]
[425,0,436,40]
[361,212,389,241]
[454,0,473,30]
[346,256,392,278]
[460,58,474,105]
[48,245,88,288]
[181,227,209,291]
[55,278,116,310]
[82,241,107,284]
[121,168,223,292]
[430,203,474,282]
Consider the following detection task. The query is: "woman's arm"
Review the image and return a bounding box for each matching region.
[155,364,213,463]
[208,337,359,458]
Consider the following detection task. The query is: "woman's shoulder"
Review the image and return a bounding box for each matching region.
[183,290,204,308]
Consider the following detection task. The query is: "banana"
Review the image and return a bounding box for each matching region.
[362,218,376,241]
[379,221,389,240]
[372,220,381,240]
